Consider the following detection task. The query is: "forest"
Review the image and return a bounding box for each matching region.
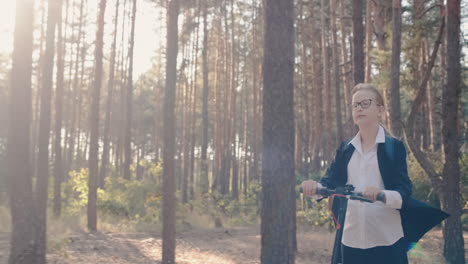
[0,0,466,263]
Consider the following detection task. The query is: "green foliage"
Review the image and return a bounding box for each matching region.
[61,163,164,230]
[98,175,162,224]
[296,198,334,230]
[407,152,442,207]
[192,181,261,226]
[62,168,90,216]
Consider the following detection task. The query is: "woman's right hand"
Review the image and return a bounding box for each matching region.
[301,180,318,197]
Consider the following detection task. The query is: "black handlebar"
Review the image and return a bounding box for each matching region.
[299,184,386,203]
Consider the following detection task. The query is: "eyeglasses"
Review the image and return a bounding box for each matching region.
[351,99,378,109]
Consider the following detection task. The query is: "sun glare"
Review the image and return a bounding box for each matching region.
[0,1,16,54]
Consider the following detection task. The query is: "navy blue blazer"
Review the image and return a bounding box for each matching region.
[319,135,449,244]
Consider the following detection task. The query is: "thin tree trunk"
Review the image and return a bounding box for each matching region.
[200,0,209,194]
[352,0,365,84]
[35,0,62,261]
[189,5,201,200]
[389,0,402,137]
[162,0,180,263]
[339,0,354,138]
[100,0,120,187]
[330,0,343,144]
[320,0,332,160]
[87,0,107,231]
[365,0,372,83]
[229,0,239,200]
[123,0,137,180]
[7,0,37,262]
[53,0,66,218]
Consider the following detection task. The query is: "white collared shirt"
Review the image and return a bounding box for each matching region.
[341,125,404,249]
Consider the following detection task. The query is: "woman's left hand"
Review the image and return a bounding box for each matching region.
[362,186,381,202]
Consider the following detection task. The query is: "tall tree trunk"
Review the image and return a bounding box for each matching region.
[35,0,62,261]
[7,0,37,262]
[66,0,85,171]
[309,3,323,172]
[320,0,332,160]
[339,0,354,138]
[200,0,209,194]
[330,0,343,144]
[100,0,120,188]
[389,0,402,137]
[442,1,464,262]
[229,0,239,200]
[365,0,372,83]
[352,0,365,84]
[124,0,137,180]
[189,7,201,200]
[261,0,295,263]
[53,0,66,218]
[251,0,260,182]
[162,0,180,263]
[87,0,107,231]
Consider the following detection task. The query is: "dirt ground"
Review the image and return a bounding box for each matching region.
[0,224,463,264]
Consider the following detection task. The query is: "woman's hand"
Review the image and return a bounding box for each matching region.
[362,186,381,202]
[301,180,318,197]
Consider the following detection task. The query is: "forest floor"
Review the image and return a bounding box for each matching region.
[0,222,463,264]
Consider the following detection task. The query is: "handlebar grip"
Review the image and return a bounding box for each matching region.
[354,191,386,203]
[298,186,323,195]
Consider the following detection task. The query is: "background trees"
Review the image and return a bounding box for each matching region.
[0,0,466,263]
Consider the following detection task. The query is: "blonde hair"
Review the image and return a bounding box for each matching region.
[351,83,395,137]
[351,83,385,107]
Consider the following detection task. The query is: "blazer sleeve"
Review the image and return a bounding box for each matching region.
[392,140,413,208]
[319,141,346,189]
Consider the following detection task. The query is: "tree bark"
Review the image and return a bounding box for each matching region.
[389,0,402,137]
[162,0,180,263]
[261,0,295,263]
[442,1,464,262]
[7,0,37,262]
[200,0,209,194]
[53,0,66,218]
[124,0,137,180]
[352,0,365,84]
[87,0,107,232]
[330,0,343,144]
[35,0,62,261]
[100,0,120,187]
[365,0,372,83]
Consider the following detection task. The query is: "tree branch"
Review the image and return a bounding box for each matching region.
[403,16,445,195]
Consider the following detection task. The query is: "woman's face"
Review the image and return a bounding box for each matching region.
[351,90,383,127]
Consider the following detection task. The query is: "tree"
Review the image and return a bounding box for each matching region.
[403,5,465,262]
[352,0,365,84]
[162,0,180,263]
[7,0,37,262]
[441,0,464,262]
[124,0,137,180]
[261,0,295,263]
[389,0,402,137]
[53,0,66,218]
[330,0,343,144]
[200,0,209,194]
[100,0,121,188]
[87,0,107,231]
[35,0,62,261]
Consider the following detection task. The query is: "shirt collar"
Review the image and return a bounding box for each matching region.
[348,125,386,153]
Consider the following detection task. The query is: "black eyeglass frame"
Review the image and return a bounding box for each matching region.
[350,99,380,109]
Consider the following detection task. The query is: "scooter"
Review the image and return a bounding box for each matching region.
[300,184,386,264]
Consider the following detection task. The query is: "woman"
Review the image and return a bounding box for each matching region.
[301,83,448,264]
